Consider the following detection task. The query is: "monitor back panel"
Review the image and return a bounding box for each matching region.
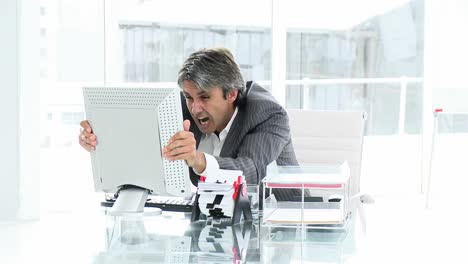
[83,86,191,197]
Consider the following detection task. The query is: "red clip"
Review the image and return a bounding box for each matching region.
[199,176,206,182]
[434,108,443,113]
[232,176,243,200]
[232,247,240,263]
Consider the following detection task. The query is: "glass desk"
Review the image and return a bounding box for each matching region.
[4,195,467,263]
[93,208,363,264]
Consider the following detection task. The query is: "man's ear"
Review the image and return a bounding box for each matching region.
[227,89,238,103]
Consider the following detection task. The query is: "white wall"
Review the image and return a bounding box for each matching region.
[18,0,40,220]
[425,0,468,113]
[0,0,40,221]
[0,0,20,221]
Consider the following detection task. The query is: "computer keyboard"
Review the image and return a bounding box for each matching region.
[101,196,194,212]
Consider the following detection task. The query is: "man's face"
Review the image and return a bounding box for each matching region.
[182,80,237,134]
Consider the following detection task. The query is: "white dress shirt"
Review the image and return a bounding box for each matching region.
[195,107,238,179]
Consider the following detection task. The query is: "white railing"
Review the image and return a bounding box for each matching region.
[258,76,424,135]
[45,77,424,135]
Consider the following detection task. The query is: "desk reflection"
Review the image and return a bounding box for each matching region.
[93,210,359,263]
[94,213,258,264]
[260,222,356,264]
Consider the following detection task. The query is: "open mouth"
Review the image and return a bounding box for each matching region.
[198,117,210,125]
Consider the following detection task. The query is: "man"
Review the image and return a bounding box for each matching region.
[79,47,298,200]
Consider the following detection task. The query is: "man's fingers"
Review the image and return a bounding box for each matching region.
[78,135,95,152]
[79,128,97,146]
[167,130,193,146]
[183,119,191,131]
[78,119,97,152]
[80,120,93,133]
[80,133,89,145]
[163,129,196,164]
[164,140,191,155]
[165,146,194,160]
[80,120,90,129]
[80,127,97,145]
[164,136,196,157]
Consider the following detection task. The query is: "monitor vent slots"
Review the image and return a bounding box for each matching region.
[85,87,170,107]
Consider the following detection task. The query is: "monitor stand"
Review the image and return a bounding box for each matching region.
[109,186,161,216]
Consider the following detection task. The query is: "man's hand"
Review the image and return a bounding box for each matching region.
[163,120,206,173]
[79,120,97,152]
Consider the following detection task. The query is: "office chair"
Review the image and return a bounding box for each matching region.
[287,109,373,232]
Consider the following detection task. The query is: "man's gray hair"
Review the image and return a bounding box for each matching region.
[177,47,246,105]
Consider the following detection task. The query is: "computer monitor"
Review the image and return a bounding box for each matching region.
[83,84,192,215]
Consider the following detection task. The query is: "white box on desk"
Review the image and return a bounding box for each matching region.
[262,162,350,229]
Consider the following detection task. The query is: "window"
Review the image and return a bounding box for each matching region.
[61,112,85,125]
[120,23,271,85]
[281,0,424,135]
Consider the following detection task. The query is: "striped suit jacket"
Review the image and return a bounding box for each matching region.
[182,81,299,198]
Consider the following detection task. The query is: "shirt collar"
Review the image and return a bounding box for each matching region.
[222,107,238,136]
[205,107,238,141]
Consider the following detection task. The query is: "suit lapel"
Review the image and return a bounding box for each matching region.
[220,110,243,157]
